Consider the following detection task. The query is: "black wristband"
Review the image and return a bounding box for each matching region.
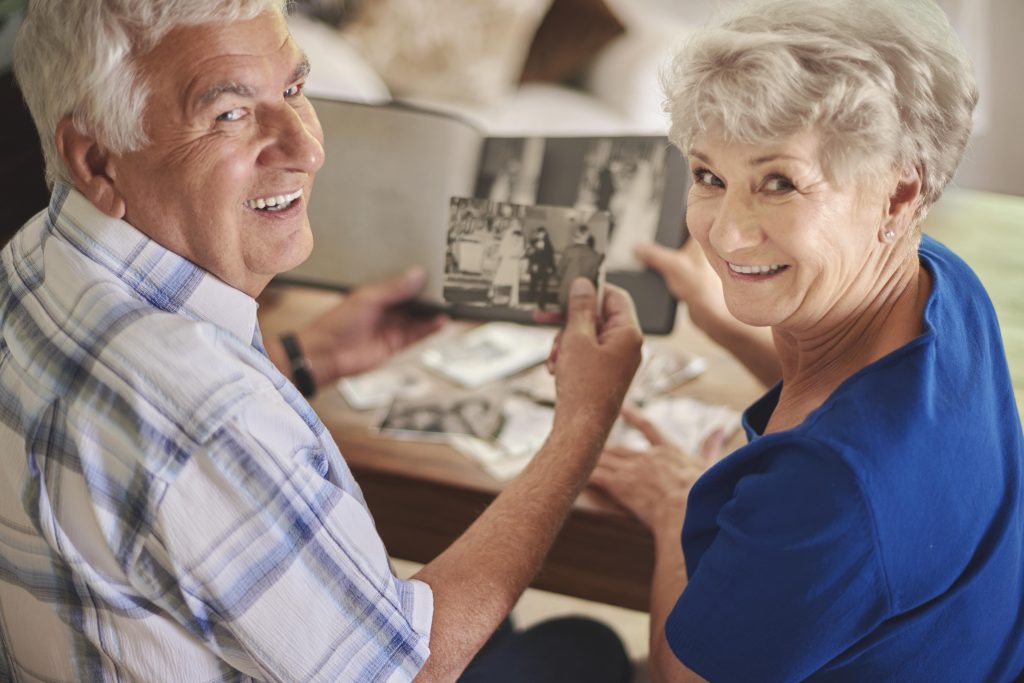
[280,333,316,398]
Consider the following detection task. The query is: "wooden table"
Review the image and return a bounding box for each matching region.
[258,287,764,612]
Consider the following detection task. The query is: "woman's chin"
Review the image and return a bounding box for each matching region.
[725,301,783,329]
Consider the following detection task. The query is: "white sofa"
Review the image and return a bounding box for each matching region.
[286,4,709,138]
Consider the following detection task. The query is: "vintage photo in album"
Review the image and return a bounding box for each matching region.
[283,97,689,332]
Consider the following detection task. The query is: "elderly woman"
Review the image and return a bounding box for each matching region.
[593,0,1024,681]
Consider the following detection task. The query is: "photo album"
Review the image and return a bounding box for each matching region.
[281,97,690,333]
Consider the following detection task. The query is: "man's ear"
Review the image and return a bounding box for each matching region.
[55,116,126,219]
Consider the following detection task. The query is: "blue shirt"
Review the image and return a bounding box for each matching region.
[667,236,1024,682]
[0,186,433,681]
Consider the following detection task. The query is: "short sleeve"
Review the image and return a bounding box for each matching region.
[131,392,432,682]
[667,437,891,682]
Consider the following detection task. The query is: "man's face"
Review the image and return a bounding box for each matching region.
[107,11,324,297]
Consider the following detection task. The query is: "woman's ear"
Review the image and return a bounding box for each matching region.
[880,163,921,219]
[55,116,126,219]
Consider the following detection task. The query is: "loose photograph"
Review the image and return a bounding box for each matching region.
[443,197,609,314]
[378,389,505,442]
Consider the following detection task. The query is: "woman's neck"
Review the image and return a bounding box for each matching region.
[766,245,931,433]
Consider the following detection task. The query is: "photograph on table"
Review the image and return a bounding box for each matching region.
[378,387,506,442]
[443,197,609,314]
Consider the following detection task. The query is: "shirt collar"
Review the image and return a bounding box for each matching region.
[49,184,259,343]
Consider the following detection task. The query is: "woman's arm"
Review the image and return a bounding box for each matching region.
[591,408,724,683]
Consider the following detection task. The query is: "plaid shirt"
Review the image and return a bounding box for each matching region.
[0,186,432,682]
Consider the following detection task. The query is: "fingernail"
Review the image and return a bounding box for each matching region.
[571,278,592,297]
[407,266,426,283]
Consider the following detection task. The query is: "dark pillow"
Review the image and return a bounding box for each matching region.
[519,0,624,84]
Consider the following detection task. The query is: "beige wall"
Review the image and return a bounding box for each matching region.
[947,0,1024,196]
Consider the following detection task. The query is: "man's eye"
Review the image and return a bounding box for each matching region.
[693,168,723,188]
[762,175,795,192]
[284,83,304,98]
[216,108,245,123]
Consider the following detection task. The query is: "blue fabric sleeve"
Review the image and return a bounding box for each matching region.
[666,437,891,682]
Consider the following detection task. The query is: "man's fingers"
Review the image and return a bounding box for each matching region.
[564,277,597,337]
[598,284,639,331]
[620,405,668,447]
[545,330,562,375]
[532,308,564,326]
[359,266,428,307]
[394,313,448,347]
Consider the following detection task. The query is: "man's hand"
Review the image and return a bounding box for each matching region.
[275,268,446,390]
[548,278,643,445]
[591,406,726,531]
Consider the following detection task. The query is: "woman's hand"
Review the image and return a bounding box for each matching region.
[634,239,729,335]
[591,405,726,531]
[636,239,782,387]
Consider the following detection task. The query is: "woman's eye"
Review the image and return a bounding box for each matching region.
[762,174,795,192]
[216,108,245,123]
[693,168,723,188]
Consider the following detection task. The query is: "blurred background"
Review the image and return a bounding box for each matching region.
[2,0,1021,241]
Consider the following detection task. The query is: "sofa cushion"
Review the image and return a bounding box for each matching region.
[520,0,624,84]
[341,0,553,105]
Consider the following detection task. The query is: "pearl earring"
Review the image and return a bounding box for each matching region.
[883,230,896,242]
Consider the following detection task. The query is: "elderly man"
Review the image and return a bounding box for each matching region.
[0,2,642,681]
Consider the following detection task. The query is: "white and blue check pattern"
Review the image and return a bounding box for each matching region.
[0,186,432,682]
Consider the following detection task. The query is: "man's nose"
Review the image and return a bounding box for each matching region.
[257,104,325,174]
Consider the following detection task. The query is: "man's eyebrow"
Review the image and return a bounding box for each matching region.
[291,56,311,83]
[196,81,256,109]
[193,56,310,110]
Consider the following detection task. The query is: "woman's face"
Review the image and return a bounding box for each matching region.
[686,131,890,333]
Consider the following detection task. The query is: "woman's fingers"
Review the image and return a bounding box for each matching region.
[620,405,670,447]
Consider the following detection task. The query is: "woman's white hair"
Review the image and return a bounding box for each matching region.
[664,0,978,222]
[13,0,289,188]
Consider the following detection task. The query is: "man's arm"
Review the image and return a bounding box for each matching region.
[411,278,643,681]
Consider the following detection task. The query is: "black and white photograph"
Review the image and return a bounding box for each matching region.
[473,137,546,206]
[443,197,609,314]
[378,389,505,442]
[572,138,670,271]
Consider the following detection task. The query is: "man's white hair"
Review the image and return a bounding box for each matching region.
[663,0,978,223]
[13,0,289,188]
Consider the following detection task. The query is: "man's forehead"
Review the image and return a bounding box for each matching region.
[145,11,299,87]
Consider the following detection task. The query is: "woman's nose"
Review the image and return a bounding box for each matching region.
[709,190,764,254]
